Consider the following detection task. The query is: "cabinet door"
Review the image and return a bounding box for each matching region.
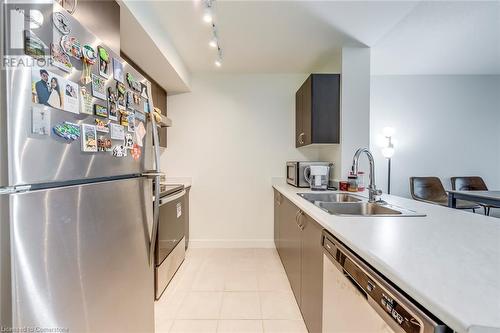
[302,76,312,146]
[273,189,282,253]
[279,197,302,304]
[295,86,304,147]
[296,76,312,147]
[311,74,340,144]
[300,214,324,333]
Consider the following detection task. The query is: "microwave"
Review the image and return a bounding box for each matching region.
[286,161,333,187]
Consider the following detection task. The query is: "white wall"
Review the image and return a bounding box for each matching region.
[161,74,321,247]
[370,75,500,198]
[318,48,371,180]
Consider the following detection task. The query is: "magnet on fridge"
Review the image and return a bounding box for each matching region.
[95,118,110,133]
[126,90,134,109]
[108,101,118,121]
[91,74,106,100]
[81,124,98,152]
[130,144,141,161]
[140,82,149,99]
[133,92,141,106]
[53,12,71,35]
[116,83,126,109]
[80,86,93,115]
[110,123,125,141]
[50,43,73,73]
[112,145,127,157]
[113,58,124,83]
[32,105,51,136]
[126,73,141,92]
[94,104,108,118]
[134,122,146,147]
[60,35,82,59]
[124,133,134,149]
[120,110,129,127]
[97,136,112,152]
[134,111,146,123]
[98,46,111,79]
[81,45,97,84]
[53,121,80,141]
[127,113,136,133]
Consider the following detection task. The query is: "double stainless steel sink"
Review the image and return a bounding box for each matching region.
[298,192,425,217]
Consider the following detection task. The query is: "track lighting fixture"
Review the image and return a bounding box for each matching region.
[209,24,218,48]
[202,0,213,23]
[215,47,223,67]
[202,0,223,68]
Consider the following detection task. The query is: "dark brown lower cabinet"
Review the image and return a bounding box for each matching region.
[299,214,324,333]
[274,190,323,333]
[278,194,302,303]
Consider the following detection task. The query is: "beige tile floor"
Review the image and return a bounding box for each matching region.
[155,248,308,333]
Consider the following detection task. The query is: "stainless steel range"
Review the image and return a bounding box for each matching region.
[155,184,186,299]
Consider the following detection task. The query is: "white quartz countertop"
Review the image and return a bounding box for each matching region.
[272,179,500,333]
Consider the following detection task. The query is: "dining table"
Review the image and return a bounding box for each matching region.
[448,190,500,211]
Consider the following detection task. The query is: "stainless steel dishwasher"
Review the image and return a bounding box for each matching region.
[322,230,450,333]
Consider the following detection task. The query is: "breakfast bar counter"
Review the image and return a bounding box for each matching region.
[272,179,500,333]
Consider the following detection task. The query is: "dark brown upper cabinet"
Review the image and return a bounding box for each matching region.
[296,74,341,147]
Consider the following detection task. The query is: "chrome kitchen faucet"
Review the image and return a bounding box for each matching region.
[351,148,382,203]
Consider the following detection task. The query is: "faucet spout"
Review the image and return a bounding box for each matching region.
[351,148,381,203]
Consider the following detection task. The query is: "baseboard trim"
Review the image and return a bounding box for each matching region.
[188,239,276,249]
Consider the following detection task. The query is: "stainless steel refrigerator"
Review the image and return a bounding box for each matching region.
[1,3,161,332]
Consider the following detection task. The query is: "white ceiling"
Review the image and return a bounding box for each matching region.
[372,1,500,75]
[143,0,500,75]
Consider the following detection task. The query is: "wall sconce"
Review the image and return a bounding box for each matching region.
[381,127,395,194]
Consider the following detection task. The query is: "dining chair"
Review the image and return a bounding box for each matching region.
[409,177,480,212]
[451,176,498,216]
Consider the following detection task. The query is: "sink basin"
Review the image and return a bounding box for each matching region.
[297,192,426,217]
[298,193,363,203]
[318,202,402,216]
[316,202,425,217]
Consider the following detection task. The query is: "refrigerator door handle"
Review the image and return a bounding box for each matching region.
[0,185,31,195]
[142,172,165,178]
[148,109,162,266]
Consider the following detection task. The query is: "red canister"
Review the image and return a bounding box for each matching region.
[339,181,348,191]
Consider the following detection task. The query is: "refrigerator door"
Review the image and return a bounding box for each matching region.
[1,5,153,187]
[9,177,154,332]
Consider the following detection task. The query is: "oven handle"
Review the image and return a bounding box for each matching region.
[159,190,186,206]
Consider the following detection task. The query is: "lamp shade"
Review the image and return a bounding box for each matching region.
[383,126,395,137]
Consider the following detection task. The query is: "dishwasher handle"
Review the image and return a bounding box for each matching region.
[159,190,186,206]
[342,267,369,299]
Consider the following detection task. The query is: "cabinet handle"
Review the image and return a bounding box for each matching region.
[296,210,304,230]
[298,132,305,145]
[275,193,281,206]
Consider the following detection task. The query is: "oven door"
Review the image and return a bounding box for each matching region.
[156,189,186,265]
[286,162,298,186]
